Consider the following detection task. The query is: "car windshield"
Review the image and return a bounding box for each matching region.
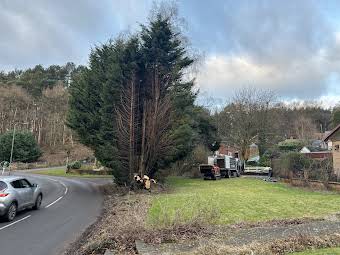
[0,181,7,191]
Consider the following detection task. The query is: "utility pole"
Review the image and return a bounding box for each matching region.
[9,124,16,167]
[8,107,29,175]
[8,108,17,175]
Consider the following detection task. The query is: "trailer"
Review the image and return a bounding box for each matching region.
[243,166,272,175]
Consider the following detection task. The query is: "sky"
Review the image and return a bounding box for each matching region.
[1,0,340,107]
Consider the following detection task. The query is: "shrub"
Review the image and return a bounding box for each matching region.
[278,152,312,178]
[308,158,334,182]
[273,152,335,182]
[278,139,305,152]
[259,155,270,167]
[67,161,82,170]
[154,144,210,180]
[0,131,42,163]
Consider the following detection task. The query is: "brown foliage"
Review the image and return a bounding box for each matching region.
[0,84,82,163]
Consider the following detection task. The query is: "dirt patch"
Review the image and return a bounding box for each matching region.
[64,185,211,255]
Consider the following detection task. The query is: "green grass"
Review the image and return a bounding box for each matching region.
[291,247,340,254]
[34,168,112,178]
[148,177,340,227]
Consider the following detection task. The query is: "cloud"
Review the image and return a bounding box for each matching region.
[0,0,340,102]
[0,0,153,70]
[196,50,334,99]
[180,0,340,101]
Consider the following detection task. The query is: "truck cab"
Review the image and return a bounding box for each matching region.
[199,163,221,180]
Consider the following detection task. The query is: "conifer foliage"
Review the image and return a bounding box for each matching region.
[68,11,200,184]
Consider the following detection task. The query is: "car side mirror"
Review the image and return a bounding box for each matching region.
[31,183,38,188]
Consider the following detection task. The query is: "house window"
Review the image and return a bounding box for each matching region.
[335,144,340,152]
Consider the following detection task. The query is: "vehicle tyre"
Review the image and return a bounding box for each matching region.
[33,194,42,210]
[5,203,17,222]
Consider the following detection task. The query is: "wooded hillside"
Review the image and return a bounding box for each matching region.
[0,64,91,164]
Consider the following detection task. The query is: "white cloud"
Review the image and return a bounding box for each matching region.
[196,42,340,101]
[319,95,340,108]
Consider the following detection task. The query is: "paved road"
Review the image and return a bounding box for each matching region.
[0,172,110,255]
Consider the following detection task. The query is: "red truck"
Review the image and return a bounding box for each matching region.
[199,164,221,180]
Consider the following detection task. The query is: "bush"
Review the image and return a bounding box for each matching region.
[308,158,334,182]
[67,161,82,170]
[260,147,281,167]
[272,152,313,178]
[278,139,305,152]
[154,144,210,180]
[259,155,270,167]
[273,152,335,182]
[0,131,42,163]
[277,152,312,178]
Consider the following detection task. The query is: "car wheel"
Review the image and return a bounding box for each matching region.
[5,203,17,222]
[33,194,42,210]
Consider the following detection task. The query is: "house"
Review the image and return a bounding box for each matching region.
[323,124,340,177]
[218,144,238,157]
[323,131,333,150]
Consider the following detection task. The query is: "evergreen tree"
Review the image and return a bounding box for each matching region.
[68,10,200,184]
[138,14,197,176]
[0,131,42,163]
[192,106,220,151]
[332,107,340,127]
[68,40,126,177]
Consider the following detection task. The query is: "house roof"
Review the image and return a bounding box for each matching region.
[323,124,340,142]
[300,146,329,153]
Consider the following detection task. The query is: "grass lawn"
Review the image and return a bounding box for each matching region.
[291,247,340,254]
[148,177,340,227]
[34,168,112,178]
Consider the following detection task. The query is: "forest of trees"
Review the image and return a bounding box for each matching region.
[215,87,339,160]
[0,63,86,163]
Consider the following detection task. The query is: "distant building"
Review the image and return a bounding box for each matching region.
[248,143,259,160]
[323,124,340,177]
[218,144,237,157]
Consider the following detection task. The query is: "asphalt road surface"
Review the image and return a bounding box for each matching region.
[0,172,110,255]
